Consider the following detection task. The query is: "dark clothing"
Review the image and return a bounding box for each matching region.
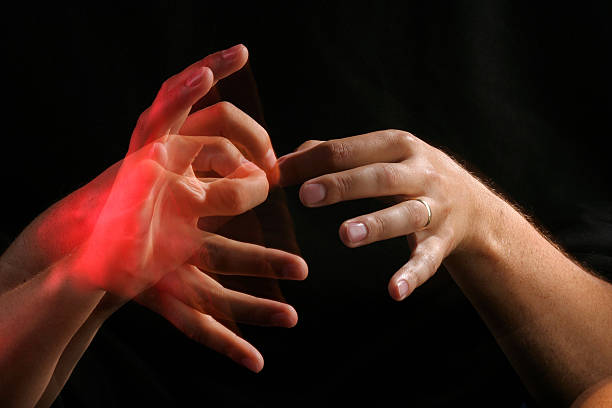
[1,1,610,407]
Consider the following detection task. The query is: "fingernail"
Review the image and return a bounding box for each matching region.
[263,148,277,170]
[240,358,260,373]
[222,44,242,60]
[397,280,409,299]
[300,183,326,205]
[185,67,205,87]
[346,222,367,243]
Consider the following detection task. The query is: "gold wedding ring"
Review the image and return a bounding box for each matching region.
[412,198,432,231]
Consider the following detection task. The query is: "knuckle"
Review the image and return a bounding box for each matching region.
[333,174,353,200]
[401,202,422,226]
[158,79,171,95]
[421,165,441,184]
[199,240,224,272]
[225,186,250,214]
[322,140,352,166]
[377,163,404,189]
[136,108,151,128]
[368,213,388,236]
[387,129,417,153]
[216,137,235,153]
[211,101,236,119]
[138,158,164,178]
[419,249,440,277]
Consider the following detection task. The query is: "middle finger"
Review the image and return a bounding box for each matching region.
[298,162,425,207]
[190,233,308,280]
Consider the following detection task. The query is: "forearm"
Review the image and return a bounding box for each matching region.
[0,161,120,292]
[0,256,105,408]
[34,296,123,408]
[445,190,612,405]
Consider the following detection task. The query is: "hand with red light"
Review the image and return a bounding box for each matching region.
[0,45,306,408]
[73,133,270,298]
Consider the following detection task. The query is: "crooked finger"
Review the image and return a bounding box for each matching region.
[388,235,448,301]
[197,164,269,216]
[181,101,276,173]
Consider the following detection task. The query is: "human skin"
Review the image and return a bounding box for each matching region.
[0,45,307,408]
[278,130,612,406]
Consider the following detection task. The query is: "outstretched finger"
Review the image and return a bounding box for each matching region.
[129,44,249,152]
[191,233,307,280]
[388,235,448,301]
[149,290,264,373]
[277,130,419,186]
[155,265,299,327]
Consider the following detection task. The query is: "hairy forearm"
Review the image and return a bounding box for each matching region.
[0,257,105,408]
[445,190,612,405]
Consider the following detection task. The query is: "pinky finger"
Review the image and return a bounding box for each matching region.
[154,292,264,372]
[388,235,447,301]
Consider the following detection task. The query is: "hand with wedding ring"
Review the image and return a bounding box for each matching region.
[278,129,488,301]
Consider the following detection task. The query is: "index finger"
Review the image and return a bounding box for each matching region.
[277,129,417,186]
[180,101,277,175]
[129,44,249,153]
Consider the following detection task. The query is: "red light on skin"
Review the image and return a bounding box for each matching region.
[265,149,282,188]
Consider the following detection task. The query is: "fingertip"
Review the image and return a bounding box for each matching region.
[299,183,327,207]
[237,343,264,373]
[338,222,363,248]
[264,148,281,187]
[276,152,299,187]
[221,43,248,61]
[339,221,368,247]
[282,256,308,280]
[388,279,410,301]
[240,356,264,373]
[184,66,213,89]
[266,163,281,187]
[285,305,299,328]
[202,65,214,83]
[213,44,249,79]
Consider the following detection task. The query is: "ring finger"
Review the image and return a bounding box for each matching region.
[339,198,434,247]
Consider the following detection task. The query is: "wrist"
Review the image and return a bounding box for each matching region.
[448,180,519,267]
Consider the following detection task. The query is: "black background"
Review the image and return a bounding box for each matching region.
[1,1,611,407]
